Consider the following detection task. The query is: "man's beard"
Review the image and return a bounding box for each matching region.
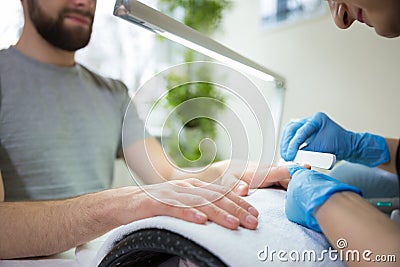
[27,1,94,52]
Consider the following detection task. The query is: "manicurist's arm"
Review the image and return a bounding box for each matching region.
[286,165,400,266]
[315,191,400,266]
[379,138,399,174]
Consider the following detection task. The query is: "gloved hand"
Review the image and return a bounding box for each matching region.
[286,165,363,232]
[280,112,389,167]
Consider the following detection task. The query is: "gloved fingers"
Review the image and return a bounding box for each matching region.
[280,119,307,161]
[281,112,332,161]
[312,112,334,125]
[285,120,319,161]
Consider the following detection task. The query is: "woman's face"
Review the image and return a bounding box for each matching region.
[327,0,400,38]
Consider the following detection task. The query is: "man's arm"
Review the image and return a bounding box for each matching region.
[314,192,400,266]
[123,137,180,184]
[123,138,292,195]
[123,137,221,184]
[0,190,115,259]
[0,179,258,259]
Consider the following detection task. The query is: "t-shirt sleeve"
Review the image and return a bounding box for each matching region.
[116,81,150,152]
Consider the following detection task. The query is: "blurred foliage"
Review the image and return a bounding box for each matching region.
[159,0,232,35]
[157,0,232,167]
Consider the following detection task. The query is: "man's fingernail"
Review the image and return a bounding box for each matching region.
[248,206,259,217]
[226,214,239,225]
[236,182,247,192]
[246,215,258,226]
[194,212,207,222]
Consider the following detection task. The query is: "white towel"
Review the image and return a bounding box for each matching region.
[0,250,79,267]
[76,189,345,267]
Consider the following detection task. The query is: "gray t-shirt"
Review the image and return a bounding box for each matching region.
[0,47,144,201]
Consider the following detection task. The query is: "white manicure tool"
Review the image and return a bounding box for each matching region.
[294,150,336,170]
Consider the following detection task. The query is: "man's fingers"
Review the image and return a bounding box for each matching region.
[156,192,257,230]
[223,190,259,217]
[197,203,240,230]
[169,207,208,224]
[216,174,249,196]
[138,197,209,224]
[142,178,259,230]
[256,165,291,188]
[196,198,258,230]
[232,181,249,196]
[173,185,259,229]
[209,188,259,227]
[278,178,291,189]
[188,181,257,217]
[302,164,312,170]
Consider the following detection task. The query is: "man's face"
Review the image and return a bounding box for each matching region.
[327,0,400,38]
[26,0,97,51]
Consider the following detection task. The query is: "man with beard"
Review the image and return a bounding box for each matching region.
[0,0,295,259]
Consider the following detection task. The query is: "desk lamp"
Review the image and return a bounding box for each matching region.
[113,0,285,87]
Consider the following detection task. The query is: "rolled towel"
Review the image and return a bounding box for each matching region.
[77,189,344,267]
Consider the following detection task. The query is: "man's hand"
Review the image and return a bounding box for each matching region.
[210,160,292,196]
[108,178,259,230]
[0,178,258,259]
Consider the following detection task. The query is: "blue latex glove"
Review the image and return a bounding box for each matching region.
[280,112,389,167]
[286,165,363,232]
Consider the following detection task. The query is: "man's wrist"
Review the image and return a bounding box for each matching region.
[79,188,132,230]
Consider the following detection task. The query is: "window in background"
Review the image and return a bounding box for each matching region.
[261,0,326,29]
[0,1,23,49]
[76,0,157,92]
